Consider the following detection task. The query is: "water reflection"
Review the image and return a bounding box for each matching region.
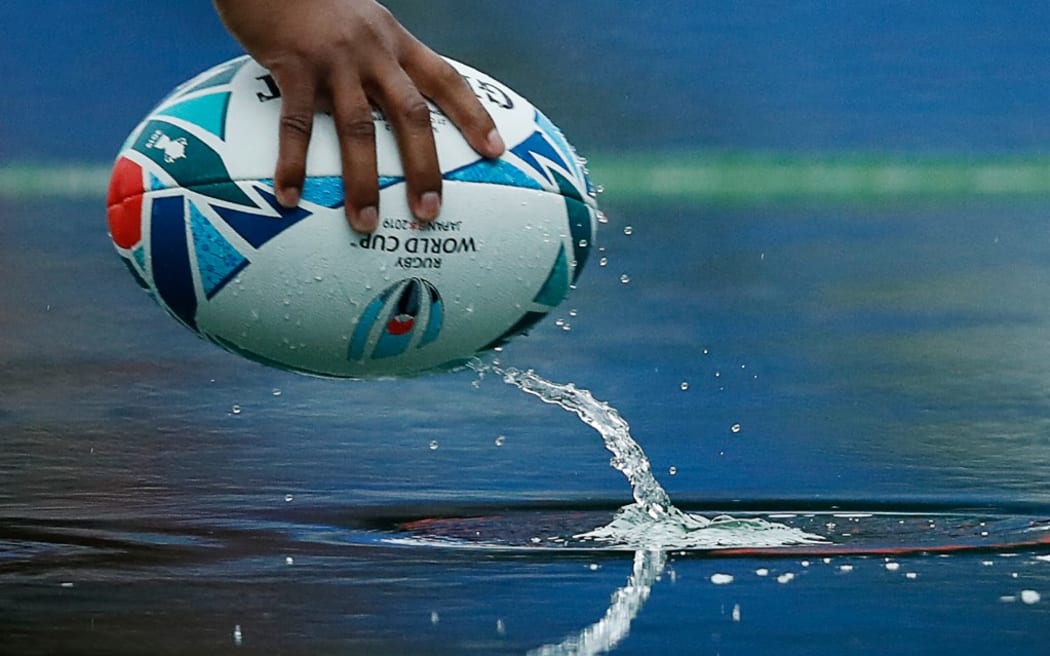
[529,550,666,656]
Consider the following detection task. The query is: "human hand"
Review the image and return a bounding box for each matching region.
[213,0,505,232]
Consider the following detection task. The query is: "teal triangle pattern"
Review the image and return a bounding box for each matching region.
[535,110,581,181]
[132,119,253,206]
[533,244,570,307]
[553,171,594,281]
[188,202,249,299]
[169,57,246,100]
[157,92,231,140]
[444,159,543,190]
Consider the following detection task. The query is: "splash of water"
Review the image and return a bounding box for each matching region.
[500,367,683,523]
[498,366,826,550]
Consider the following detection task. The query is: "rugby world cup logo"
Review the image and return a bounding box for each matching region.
[348,278,444,362]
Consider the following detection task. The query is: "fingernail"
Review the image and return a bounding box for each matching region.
[486,128,506,156]
[417,192,441,221]
[354,206,379,233]
[278,186,301,208]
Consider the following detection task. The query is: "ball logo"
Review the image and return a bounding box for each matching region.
[348,278,444,362]
[145,130,188,164]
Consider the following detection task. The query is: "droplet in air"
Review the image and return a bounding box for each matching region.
[578,239,589,248]
[599,257,609,267]
[272,388,282,397]
[495,435,506,447]
[231,404,242,415]
[429,440,440,450]
[1021,590,1041,605]
[233,625,243,646]
[284,494,294,502]
[730,423,742,434]
[680,381,689,391]
[668,466,678,476]
[623,225,634,236]
[597,211,609,224]
[619,274,631,284]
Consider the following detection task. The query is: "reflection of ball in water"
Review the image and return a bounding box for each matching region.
[107,55,598,378]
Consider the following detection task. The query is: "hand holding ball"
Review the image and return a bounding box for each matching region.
[106,56,597,378]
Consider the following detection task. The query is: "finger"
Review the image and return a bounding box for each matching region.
[270,68,317,208]
[374,66,443,222]
[330,73,380,233]
[406,45,505,159]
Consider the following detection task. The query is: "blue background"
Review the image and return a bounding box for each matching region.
[6,1,1050,162]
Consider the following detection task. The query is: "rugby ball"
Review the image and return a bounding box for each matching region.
[106,56,598,378]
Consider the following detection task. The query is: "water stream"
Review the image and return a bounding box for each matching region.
[495,365,826,550]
